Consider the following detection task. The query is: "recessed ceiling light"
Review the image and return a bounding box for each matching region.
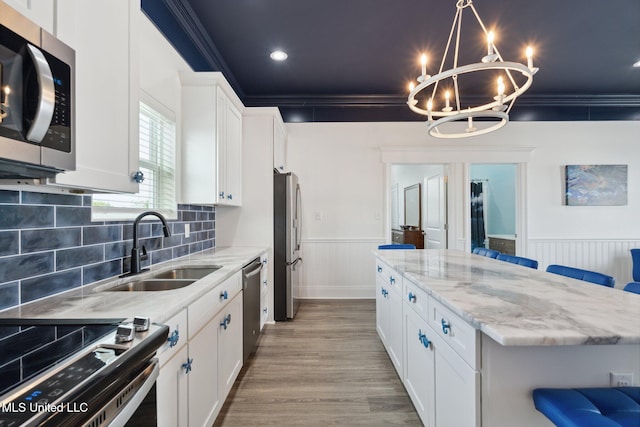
[270,50,288,61]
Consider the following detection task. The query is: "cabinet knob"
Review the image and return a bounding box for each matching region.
[263,307,268,314]
[167,329,180,347]
[381,288,388,297]
[182,358,193,374]
[220,290,228,300]
[132,171,144,183]
[408,292,417,303]
[377,265,383,273]
[389,276,396,285]
[441,318,451,335]
[219,191,225,199]
[227,194,233,200]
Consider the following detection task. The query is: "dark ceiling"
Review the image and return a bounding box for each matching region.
[142,0,640,122]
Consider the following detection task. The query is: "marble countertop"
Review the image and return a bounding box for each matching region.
[375,249,640,346]
[0,246,266,325]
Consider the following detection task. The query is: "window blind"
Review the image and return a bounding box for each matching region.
[92,95,177,221]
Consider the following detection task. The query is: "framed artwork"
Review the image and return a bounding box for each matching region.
[565,164,628,206]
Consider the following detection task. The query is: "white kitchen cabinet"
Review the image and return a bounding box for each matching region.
[403,303,435,426]
[374,260,403,377]
[217,292,243,399]
[157,344,189,427]
[188,308,221,427]
[3,0,54,33]
[51,0,140,193]
[180,72,244,206]
[259,253,269,331]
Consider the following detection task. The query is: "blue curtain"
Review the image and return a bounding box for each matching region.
[470,182,486,251]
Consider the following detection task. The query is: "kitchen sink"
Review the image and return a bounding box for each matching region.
[150,266,222,280]
[106,279,196,292]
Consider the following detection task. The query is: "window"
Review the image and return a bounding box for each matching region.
[92,93,177,220]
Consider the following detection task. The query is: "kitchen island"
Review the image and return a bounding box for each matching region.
[374,249,640,427]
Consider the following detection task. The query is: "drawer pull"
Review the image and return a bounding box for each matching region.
[408,292,417,303]
[441,318,451,335]
[167,329,180,348]
[182,358,193,374]
[381,288,388,297]
[418,329,431,348]
[220,290,229,300]
[389,276,396,285]
[377,265,383,273]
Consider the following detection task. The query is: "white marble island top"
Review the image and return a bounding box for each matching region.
[375,249,640,346]
[0,246,266,325]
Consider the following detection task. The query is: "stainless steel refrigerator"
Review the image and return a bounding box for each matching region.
[274,171,301,321]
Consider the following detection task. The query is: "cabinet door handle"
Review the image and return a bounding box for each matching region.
[219,191,225,199]
[441,319,451,335]
[167,329,180,348]
[377,265,383,273]
[408,292,416,303]
[263,307,268,314]
[220,290,228,300]
[418,330,431,348]
[227,194,233,200]
[389,276,396,285]
[381,288,388,297]
[182,358,193,374]
[220,313,232,330]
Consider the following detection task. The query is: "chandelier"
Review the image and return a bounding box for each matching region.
[407,0,538,138]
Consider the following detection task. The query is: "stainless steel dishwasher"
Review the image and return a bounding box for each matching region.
[243,258,262,362]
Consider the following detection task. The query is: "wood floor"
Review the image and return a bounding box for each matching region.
[214,299,422,426]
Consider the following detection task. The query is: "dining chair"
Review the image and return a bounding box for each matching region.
[496,253,538,269]
[546,264,615,288]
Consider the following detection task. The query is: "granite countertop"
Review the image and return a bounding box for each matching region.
[375,249,640,346]
[0,246,266,325]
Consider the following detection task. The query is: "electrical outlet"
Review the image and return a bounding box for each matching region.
[610,372,633,387]
[184,224,190,238]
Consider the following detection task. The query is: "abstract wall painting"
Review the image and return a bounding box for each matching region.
[565,164,628,206]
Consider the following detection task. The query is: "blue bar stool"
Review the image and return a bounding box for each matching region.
[533,387,640,427]
[623,282,640,294]
[496,253,538,269]
[472,247,500,258]
[546,264,615,288]
[378,244,416,250]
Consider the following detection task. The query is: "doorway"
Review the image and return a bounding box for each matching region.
[390,164,448,249]
[469,164,517,254]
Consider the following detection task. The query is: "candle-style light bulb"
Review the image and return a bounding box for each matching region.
[487,31,495,55]
[445,91,450,108]
[421,54,427,76]
[496,76,505,106]
[526,46,534,70]
[426,98,433,121]
[408,82,415,93]
[2,86,9,107]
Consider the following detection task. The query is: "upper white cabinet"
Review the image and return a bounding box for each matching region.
[180,72,243,206]
[3,0,54,33]
[51,0,140,193]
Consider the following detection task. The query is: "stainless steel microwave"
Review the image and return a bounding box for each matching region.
[0,1,75,179]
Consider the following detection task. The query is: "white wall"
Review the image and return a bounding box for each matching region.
[286,120,640,296]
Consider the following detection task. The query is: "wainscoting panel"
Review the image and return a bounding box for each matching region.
[298,239,385,299]
[527,239,640,288]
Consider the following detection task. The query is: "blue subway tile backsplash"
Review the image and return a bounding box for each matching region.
[0,190,216,311]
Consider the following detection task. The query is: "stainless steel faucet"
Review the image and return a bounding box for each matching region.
[125,211,171,276]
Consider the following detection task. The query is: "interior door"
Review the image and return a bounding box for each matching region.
[424,173,447,249]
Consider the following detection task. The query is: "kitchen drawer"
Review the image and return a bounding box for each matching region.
[429,298,479,369]
[404,279,429,321]
[157,308,188,367]
[188,271,242,339]
[375,259,402,295]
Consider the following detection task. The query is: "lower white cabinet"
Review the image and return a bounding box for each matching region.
[156,272,244,427]
[157,344,189,427]
[376,256,480,426]
[403,305,435,426]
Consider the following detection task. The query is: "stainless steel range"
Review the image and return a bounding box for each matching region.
[0,318,168,427]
